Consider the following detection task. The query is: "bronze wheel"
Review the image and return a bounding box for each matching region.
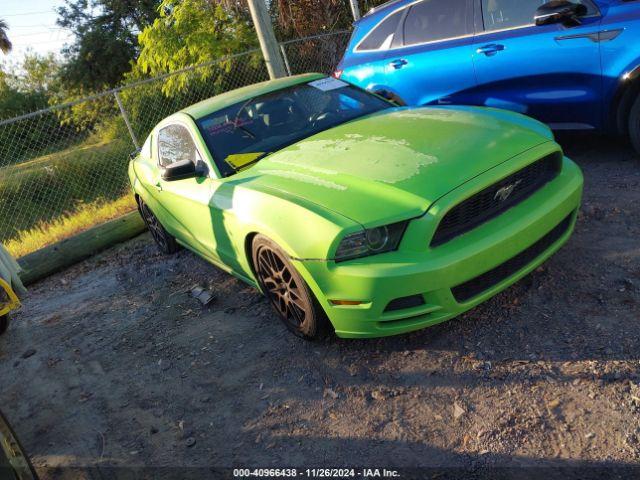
[252,235,330,339]
[138,198,178,254]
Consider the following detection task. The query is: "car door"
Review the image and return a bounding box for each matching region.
[471,0,603,128]
[155,123,218,258]
[340,8,407,96]
[381,0,477,106]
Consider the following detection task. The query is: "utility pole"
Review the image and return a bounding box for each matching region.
[349,0,361,21]
[247,0,287,80]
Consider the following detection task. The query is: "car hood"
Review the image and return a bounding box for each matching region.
[239,106,553,226]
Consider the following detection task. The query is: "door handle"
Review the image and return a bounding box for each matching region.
[389,59,408,69]
[154,182,162,191]
[476,44,505,56]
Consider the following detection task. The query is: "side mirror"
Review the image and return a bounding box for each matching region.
[161,159,198,181]
[534,0,588,26]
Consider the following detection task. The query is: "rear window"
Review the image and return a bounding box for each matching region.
[403,0,469,45]
[357,10,404,51]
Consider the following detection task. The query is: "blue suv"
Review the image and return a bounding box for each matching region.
[336,0,640,154]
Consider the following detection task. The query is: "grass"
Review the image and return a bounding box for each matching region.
[5,195,137,259]
[0,135,134,254]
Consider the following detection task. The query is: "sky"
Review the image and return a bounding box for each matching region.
[2,0,75,64]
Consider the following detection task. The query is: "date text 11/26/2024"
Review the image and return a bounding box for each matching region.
[233,468,401,478]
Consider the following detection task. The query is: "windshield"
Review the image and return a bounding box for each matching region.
[195,78,392,176]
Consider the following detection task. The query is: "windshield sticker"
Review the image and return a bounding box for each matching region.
[225,152,264,170]
[308,77,348,92]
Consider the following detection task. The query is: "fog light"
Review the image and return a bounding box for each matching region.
[330,300,364,306]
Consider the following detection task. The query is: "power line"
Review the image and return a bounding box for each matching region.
[2,10,54,17]
[7,24,61,29]
[9,39,68,47]
[10,29,66,39]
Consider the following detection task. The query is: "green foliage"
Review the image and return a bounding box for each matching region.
[0,138,132,242]
[121,0,267,141]
[271,0,388,41]
[18,53,63,93]
[56,0,161,90]
[132,0,257,92]
[49,86,119,132]
[0,54,76,166]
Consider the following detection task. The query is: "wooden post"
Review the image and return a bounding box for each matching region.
[247,0,287,79]
[349,0,361,21]
[279,43,292,76]
[114,91,140,149]
[18,211,146,286]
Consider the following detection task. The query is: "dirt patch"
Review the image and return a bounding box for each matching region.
[1,134,639,478]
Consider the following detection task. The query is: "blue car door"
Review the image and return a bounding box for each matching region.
[339,9,408,97]
[471,0,603,129]
[380,0,477,106]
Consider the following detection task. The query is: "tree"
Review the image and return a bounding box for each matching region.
[131,0,257,91]
[17,52,61,93]
[272,0,390,40]
[272,0,347,39]
[56,0,161,90]
[0,19,11,54]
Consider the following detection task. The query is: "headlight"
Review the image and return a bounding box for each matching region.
[335,221,408,262]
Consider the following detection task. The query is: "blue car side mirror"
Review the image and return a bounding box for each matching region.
[534,0,588,26]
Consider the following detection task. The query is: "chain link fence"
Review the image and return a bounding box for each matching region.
[0,30,351,258]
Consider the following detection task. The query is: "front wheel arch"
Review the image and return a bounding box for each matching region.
[250,234,331,339]
[244,231,260,282]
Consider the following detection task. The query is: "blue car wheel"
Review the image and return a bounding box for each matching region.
[630,95,640,156]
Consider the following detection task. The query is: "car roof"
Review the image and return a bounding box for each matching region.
[181,73,326,120]
[362,0,407,18]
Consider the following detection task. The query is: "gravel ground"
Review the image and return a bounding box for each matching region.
[1,134,639,479]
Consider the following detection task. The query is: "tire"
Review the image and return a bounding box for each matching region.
[251,235,330,340]
[629,94,640,156]
[0,315,8,336]
[137,198,179,254]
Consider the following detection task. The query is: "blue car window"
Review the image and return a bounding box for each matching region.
[357,9,404,51]
[403,0,469,46]
[481,0,596,31]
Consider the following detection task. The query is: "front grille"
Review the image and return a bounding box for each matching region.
[451,213,573,303]
[431,153,562,246]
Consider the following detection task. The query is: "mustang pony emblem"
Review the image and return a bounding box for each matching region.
[494,179,523,202]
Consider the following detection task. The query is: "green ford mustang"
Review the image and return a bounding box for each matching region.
[129,73,583,339]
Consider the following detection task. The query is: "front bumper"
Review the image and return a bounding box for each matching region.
[293,147,583,338]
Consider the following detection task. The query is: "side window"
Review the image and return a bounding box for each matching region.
[481,0,597,32]
[157,124,199,167]
[403,0,469,46]
[357,10,404,51]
